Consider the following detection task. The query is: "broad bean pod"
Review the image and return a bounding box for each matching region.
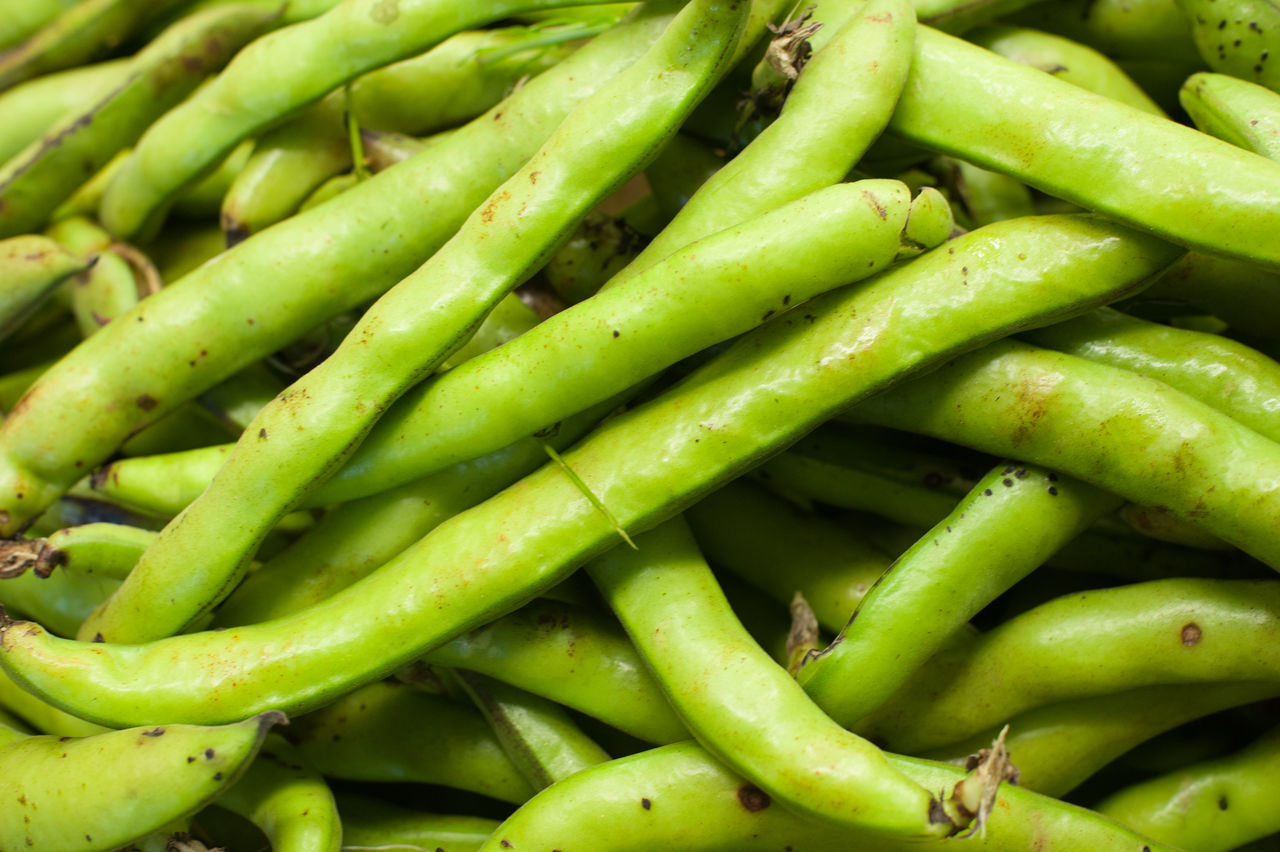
[0,213,1176,726]
[944,158,1035,226]
[853,578,1280,752]
[798,463,1120,727]
[476,740,1180,851]
[7,522,155,581]
[288,679,536,803]
[588,517,959,838]
[0,710,282,852]
[96,0,696,237]
[926,682,1280,798]
[847,339,1280,566]
[0,59,129,163]
[0,667,107,738]
[80,0,750,644]
[0,0,79,51]
[44,217,153,338]
[0,235,90,342]
[0,0,685,535]
[335,793,497,852]
[1140,251,1280,348]
[1006,0,1199,59]
[0,4,278,238]
[1097,722,1280,851]
[1181,0,1280,92]
[888,25,1280,269]
[1180,71,1280,161]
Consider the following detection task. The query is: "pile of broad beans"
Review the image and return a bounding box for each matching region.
[2,0,1280,848]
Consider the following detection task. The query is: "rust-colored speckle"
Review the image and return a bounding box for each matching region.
[136,394,158,411]
[1181,623,1202,646]
[530,171,540,184]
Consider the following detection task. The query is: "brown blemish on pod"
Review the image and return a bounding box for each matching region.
[1181,623,1202,646]
[737,784,771,811]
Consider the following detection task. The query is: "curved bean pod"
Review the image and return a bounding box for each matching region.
[848,339,1280,566]
[0,556,121,637]
[336,793,497,852]
[9,522,154,582]
[0,667,108,738]
[1181,71,1280,161]
[0,59,130,164]
[0,710,282,852]
[0,0,685,536]
[81,0,749,644]
[216,734,343,852]
[889,25,1280,269]
[1006,0,1198,60]
[288,680,535,803]
[798,463,1120,728]
[0,4,278,238]
[588,517,957,838]
[477,740,1180,851]
[1182,0,1280,92]
[1097,722,1280,851]
[0,214,1177,727]
[1140,251,1280,348]
[854,578,1280,753]
[0,0,79,51]
[926,682,1280,798]
[0,235,90,342]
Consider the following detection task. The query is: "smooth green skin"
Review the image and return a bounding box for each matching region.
[950,159,1035,226]
[0,667,108,737]
[849,339,1280,567]
[360,128,432,171]
[84,0,749,646]
[912,0,1045,34]
[1099,723,1280,851]
[1142,251,1280,346]
[455,670,611,789]
[0,236,89,342]
[289,680,536,803]
[1181,71,1280,161]
[39,523,156,581]
[798,463,1121,728]
[621,0,917,285]
[47,148,130,224]
[217,734,342,852]
[0,0,79,50]
[0,557,122,637]
[336,793,497,852]
[1023,307,1280,444]
[683,477,889,632]
[478,741,1180,852]
[1007,0,1198,60]
[45,221,144,339]
[0,711,281,852]
[853,578,1280,753]
[0,0,188,91]
[315,181,938,506]
[1181,0,1280,92]
[0,59,130,164]
[0,362,50,413]
[423,598,687,745]
[0,5,278,239]
[589,518,954,838]
[926,682,1280,799]
[968,25,1166,115]
[350,26,578,136]
[220,95,352,246]
[889,26,1280,270]
[97,0,674,238]
[195,361,287,433]
[169,140,256,221]
[0,1,686,537]
[0,214,1178,727]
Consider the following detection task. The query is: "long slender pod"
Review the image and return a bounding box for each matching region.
[335,795,497,852]
[1004,0,1199,60]
[0,0,688,536]
[0,59,130,164]
[0,0,80,51]
[80,0,750,645]
[0,215,1177,728]
[797,463,1122,728]
[1097,722,1280,852]
[588,517,960,838]
[846,339,1280,566]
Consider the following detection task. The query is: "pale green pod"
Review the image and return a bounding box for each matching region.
[0,59,130,164]
[0,235,90,342]
[1181,71,1280,160]
[1181,0,1280,92]
[336,793,497,852]
[217,734,343,852]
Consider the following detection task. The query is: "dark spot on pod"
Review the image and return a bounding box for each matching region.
[1219,18,1227,27]
[737,785,771,812]
[1002,478,1013,487]
[1047,472,1058,481]
[187,756,196,763]
[224,223,250,248]
[983,488,993,496]
[135,394,159,411]
[92,633,104,643]
[85,836,91,842]
[494,112,503,120]
[762,309,775,321]
[782,294,791,305]
[141,728,164,737]
[58,737,72,742]
[612,330,620,338]
[205,747,215,759]
[213,772,223,781]
[1047,486,1058,496]
[928,798,954,826]
[1181,623,1202,645]
[1015,468,1027,478]
[258,428,268,439]
[1236,38,1243,45]
[641,798,652,810]
[500,841,513,849]
[1219,795,1228,810]
[1003,464,1015,474]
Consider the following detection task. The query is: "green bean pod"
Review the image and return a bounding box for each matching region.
[1180,71,1280,161]
[848,339,1280,566]
[335,794,498,852]
[97,0,698,238]
[167,140,255,222]
[454,670,611,789]
[589,517,958,838]
[0,214,1178,727]
[0,5,279,238]
[1006,0,1199,60]
[477,740,1180,851]
[0,0,79,51]
[0,556,122,637]
[1140,251,1280,346]
[946,159,1036,226]
[926,682,1280,798]
[215,734,343,852]
[798,463,1121,728]
[684,478,889,632]
[967,25,1166,115]
[0,710,283,852]
[0,667,108,738]
[0,1,686,536]
[889,25,1280,269]
[288,680,535,803]
[0,59,130,164]
[44,216,154,338]
[854,578,1280,753]
[1097,722,1280,851]
[1181,0,1280,92]
[14,522,155,581]
[0,235,90,342]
